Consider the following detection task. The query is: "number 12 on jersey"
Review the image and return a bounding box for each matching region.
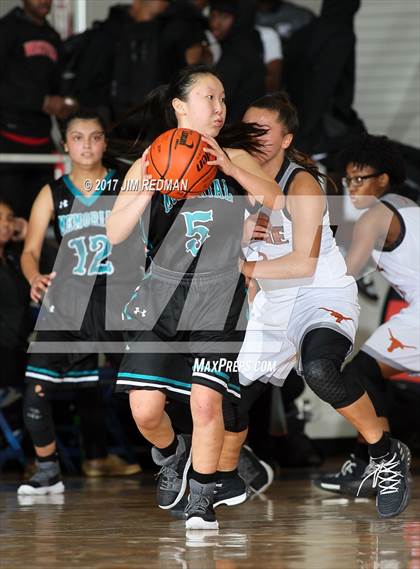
[68,235,114,276]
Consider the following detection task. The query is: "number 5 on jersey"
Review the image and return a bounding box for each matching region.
[181,210,214,257]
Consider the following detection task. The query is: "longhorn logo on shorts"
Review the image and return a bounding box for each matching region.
[387,328,416,352]
[319,307,353,324]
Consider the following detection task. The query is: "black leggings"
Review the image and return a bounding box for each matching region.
[23,382,108,459]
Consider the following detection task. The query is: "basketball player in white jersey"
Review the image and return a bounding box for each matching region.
[316,134,419,501]
[216,94,411,519]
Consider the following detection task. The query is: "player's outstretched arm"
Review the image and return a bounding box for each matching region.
[203,136,284,210]
[345,203,392,278]
[242,172,324,280]
[107,151,153,245]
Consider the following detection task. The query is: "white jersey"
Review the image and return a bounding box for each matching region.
[238,158,359,385]
[371,193,420,306]
[245,158,354,294]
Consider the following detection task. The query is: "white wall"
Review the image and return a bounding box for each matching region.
[0,0,18,17]
[293,0,420,148]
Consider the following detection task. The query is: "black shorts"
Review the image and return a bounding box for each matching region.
[26,282,123,389]
[115,263,247,404]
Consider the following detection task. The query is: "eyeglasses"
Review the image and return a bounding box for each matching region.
[341,172,383,189]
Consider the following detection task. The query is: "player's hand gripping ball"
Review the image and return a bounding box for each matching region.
[147,128,217,199]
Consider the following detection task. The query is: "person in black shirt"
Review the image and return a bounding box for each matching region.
[0,0,77,219]
[67,0,206,138]
[208,0,266,121]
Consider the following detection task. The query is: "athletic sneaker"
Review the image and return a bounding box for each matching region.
[214,472,249,508]
[358,275,379,302]
[185,479,218,530]
[17,460,65,495]
[358,438,411,518]
[238,445,274,494]
[151,434,192,510]
[314,454,376,497]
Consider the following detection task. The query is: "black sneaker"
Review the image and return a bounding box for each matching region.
[17,460,64,495]
[238,445,274,494]
[358,438,411,518]
[151,434,192,510]
[358,275,379,302]
[185,479,218,530]
[214,472,249,508]
[314,454,376,497]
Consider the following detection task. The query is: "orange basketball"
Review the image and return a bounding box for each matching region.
[147,128,217,199]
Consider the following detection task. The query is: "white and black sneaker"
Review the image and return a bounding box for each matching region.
[358,438,411,518]
[214,472,249,508]
[152,434,192,510]
[314,454,376,497]
[17,460,64,495]
[185,479,219,530]
[238,445,274,494]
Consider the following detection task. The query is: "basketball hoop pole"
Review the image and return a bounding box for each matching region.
[73,0,87,33]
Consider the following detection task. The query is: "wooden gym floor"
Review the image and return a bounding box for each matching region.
[1,466,419,569]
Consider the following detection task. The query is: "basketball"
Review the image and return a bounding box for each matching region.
[147,128,217,199]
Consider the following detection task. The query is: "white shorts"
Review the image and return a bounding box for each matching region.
[238,281,359,386]
[362,303,420,373]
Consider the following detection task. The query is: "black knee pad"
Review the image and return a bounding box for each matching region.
[302,329,364,409]
[302,328,351,366]
[23,382,55,447]
[342,351,387,417]
[303,358,357,408]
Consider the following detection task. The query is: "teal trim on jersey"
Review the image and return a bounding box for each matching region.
[210,369,230,381]
[66,370,99,377]
[139,218,153,252]
[122,290,138,321]
[117,372,192,389]
[227,383,241,393]
[63,169,116,206]
[26,366,61,378]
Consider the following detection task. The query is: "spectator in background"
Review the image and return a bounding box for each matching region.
[256,0,314,44]
[201,0,283,93]
[283,0,365,157]
[255,23,283,92]
[0,0,77,219]
[208,0,266,121]
[192,0,210,13]
[65,0,206,137]
[0,200,32,406]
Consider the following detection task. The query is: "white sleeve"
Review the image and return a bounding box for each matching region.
[256,25,283,65]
